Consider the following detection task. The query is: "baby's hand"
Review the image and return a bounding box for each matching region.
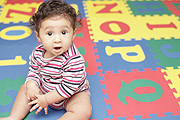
[27,88,40,100]
[28,94,48,115]
[26,81,41,100]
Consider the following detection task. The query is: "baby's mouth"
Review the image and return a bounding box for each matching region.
[54,47,61,50]
[54,47,61,53]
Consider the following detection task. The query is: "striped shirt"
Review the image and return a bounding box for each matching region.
[25,43,89,98]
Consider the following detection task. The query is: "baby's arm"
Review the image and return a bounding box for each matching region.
[45,89,66,104]
[26,48,42,100]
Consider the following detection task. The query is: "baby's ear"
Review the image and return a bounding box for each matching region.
[35,31,41,42]
[72,28,77,40]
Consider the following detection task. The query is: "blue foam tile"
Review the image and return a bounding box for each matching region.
[133,112,180,120]
[87,73,112,120]
[163,112,180,120]
[95,40,158,73]
[117,117,127,120]
[0,22,39,80]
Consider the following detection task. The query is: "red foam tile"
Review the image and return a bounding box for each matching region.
[101,68,180,119]
[74,18,100,75]
[163,0,180,16]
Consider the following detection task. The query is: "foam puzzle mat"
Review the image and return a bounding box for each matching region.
[0,0,180,119]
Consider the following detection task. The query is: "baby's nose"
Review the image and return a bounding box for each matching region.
[54,37,61,43]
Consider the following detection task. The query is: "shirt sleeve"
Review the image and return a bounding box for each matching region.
[25,50,41,87]
[56,54,86,98]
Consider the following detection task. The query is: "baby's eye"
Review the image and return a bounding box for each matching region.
[47,32,52,36]
[62,30,67,35]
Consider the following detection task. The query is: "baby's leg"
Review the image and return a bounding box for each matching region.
[0,84,31,120]
[58,92,92,120]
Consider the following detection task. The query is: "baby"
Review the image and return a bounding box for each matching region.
[0,0,92,119]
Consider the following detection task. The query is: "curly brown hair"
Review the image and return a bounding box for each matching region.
[29,0,82,33]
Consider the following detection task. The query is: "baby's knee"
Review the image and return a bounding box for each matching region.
[83,107,92,119]
[19,84,28,95]
[76,105,92,119]
[20,84,26,90]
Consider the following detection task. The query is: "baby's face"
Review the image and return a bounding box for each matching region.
[35,16,76,58]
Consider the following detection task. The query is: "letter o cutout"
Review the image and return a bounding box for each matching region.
[100,21,130,35]
[0,26,32,40]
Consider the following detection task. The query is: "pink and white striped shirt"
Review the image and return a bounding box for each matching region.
[25,43,89,98]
